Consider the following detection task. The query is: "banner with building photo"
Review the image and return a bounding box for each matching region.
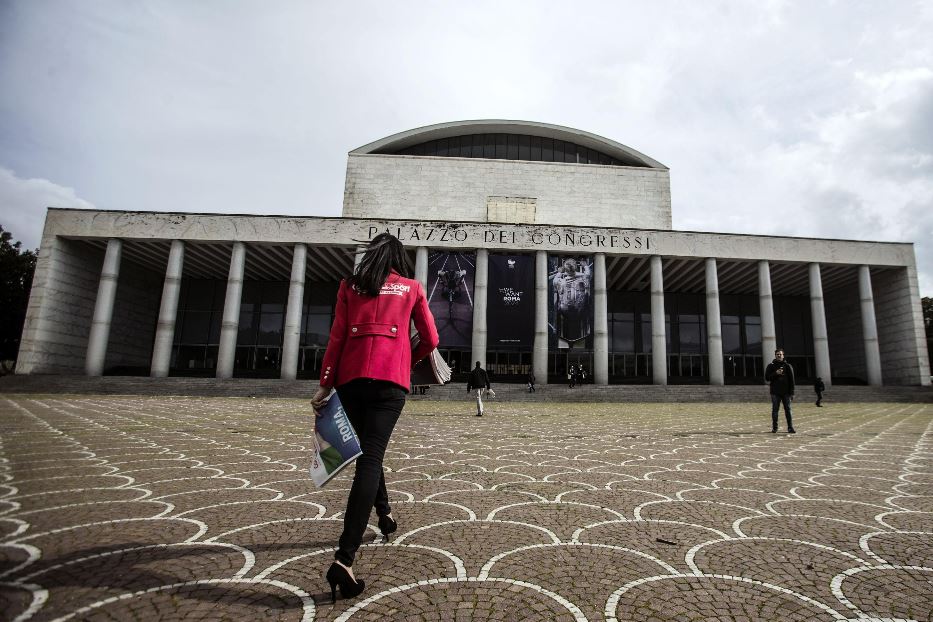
[487,254,535,347]
[548,255,594,348]
[427,251,475,348]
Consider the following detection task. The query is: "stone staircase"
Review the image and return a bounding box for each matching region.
[1,374,931,403]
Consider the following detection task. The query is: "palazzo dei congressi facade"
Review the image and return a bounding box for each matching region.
[17,120,931,387]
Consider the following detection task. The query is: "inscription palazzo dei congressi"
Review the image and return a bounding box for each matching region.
[365,224,653,251]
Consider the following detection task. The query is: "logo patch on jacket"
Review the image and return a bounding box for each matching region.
[380,282,411,296]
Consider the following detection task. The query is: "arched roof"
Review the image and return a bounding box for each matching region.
[351,120,667,169]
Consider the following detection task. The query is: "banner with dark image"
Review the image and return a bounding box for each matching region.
[426,251,475,348]
[548,255,594,348]
[487,254,535,347]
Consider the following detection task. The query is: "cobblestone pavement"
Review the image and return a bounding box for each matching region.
[0,396,931,622]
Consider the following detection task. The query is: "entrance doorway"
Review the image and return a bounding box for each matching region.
[549,350,593,384]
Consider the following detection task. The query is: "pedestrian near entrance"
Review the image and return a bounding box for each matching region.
[310,233,439,603]
[764,348,796,433]
[527,371,536,393]
[568,364,577,388]
[814,377,825,407]
[467,361,490,416]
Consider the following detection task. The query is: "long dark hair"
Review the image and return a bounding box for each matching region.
[348,233,413,296]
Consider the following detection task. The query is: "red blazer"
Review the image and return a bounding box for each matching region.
[320,271,439,392]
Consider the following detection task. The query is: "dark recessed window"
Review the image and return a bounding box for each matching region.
[530,136,542,160]
[552,139,564,162]
[541,138,554,162]
[470,134,483,158]
[483,134,496,159]
[507,134,519,160]
[565,142,577,163]
[377,133,642,167]
[495,134,507,159]
[518,135,531,160]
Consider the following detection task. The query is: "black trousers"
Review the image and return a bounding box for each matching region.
[771,394,793,430]
[334,379,406,566]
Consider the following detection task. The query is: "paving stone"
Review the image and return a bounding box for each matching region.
[840,566,933,621]
[610,575,839,621]
[1,396,930,621]
[864,531,933,567]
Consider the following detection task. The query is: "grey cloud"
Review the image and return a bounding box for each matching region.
[0,167,96,250]
[0,1,931,294]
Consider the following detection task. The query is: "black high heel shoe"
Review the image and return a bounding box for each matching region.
[326,562,365,603]
[378,514,398,541]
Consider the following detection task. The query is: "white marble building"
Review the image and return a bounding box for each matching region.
[17,120,931,386]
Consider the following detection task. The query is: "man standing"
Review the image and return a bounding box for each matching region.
[765,348,796,433]
[467,361,490,417]
[814,377,825,407]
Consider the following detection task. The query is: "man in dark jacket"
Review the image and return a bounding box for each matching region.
[764,348,796,433]
[467,361,490,417]
[814,377,825,407]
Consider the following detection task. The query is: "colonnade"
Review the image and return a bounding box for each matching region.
[83,241,886,386]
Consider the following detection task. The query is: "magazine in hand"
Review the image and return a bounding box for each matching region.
[309,390,362,487]
[410,329,452,385]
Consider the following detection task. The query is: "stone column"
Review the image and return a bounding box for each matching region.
[415,246,428,290]
[858,265,883,386]
[706,258,724,385]
[216,242,246,379]
[150,240,185,377]
[85,238,122,376]
[594,253,609,385]
[650,255,667,385]
[280,243,307,381]
[758,261,776,377]
[809,262,831,386]
[471,249,488,370]
[533,250,549,385]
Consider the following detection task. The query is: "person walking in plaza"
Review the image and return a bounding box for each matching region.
[467,361,490,416]
[764,348,796,433]
[814,376,825,407]
[568,364,577,388]
[311,233,439,603]
[527,371,536,393]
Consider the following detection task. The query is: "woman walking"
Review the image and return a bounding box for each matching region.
[311,233,439,602]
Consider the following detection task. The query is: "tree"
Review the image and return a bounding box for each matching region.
[924,297,933,372]
[0,225,38,372]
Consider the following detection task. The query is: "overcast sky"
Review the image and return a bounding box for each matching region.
[1,1,931,295]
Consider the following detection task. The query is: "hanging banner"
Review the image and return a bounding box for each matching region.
[487,254,535,347]
[427,251,475,348]
[548,255,594,348]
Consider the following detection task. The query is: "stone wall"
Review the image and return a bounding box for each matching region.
[873,267,929,385]
[825,280,866,382]
[342,154,672,230]
[104,259,163,373]
[17,237,102,374]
